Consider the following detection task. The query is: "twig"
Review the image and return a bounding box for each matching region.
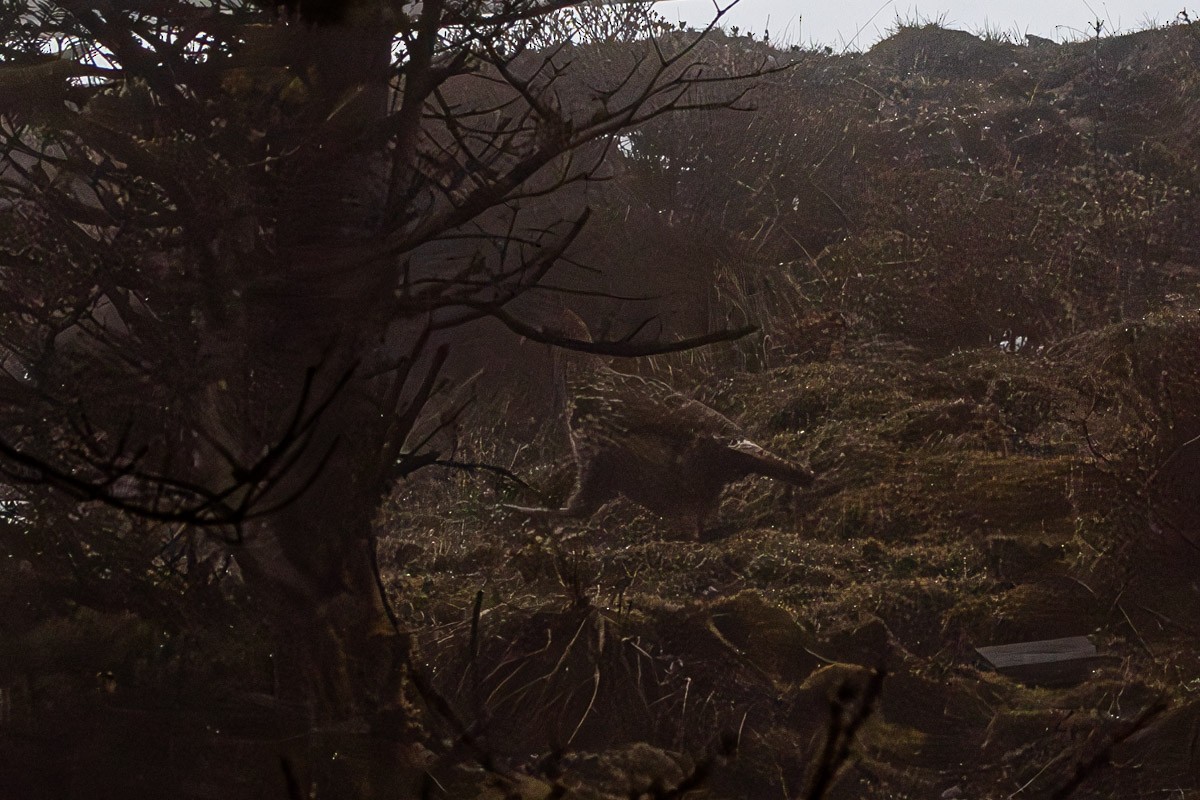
[1049,699,1167,800]
[805,666,887,800]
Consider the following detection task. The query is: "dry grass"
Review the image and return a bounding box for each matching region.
[8,18,1200,800]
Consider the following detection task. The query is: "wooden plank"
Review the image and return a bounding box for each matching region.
[977,636,1095,668]
[975,636,1101,686]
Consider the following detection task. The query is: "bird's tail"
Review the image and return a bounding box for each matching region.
[729,439,815,486]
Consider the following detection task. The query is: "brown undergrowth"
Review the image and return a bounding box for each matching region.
[379,306,1200,798]
[6,17,1200,800]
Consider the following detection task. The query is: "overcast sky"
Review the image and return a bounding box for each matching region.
[664,0,1193,49]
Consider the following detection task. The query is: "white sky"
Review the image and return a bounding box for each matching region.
[664,0,1195,49]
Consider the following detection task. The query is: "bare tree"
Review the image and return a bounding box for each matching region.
[0,0,766,727]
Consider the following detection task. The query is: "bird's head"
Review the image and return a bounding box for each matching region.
[545,308,605,391]
[549,308,594,344]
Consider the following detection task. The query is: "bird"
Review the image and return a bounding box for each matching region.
[504,309,814,538]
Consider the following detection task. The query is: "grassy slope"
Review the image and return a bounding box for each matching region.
[377,21,1200,800]
[3,20,1200,800]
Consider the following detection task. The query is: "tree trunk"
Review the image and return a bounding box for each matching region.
[205,11,414,729]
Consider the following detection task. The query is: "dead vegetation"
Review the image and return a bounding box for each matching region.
[370,18,1200,799]
[5,14,1200,800]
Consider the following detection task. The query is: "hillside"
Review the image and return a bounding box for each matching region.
[377,19,1200,800]
[3,16,1200,800]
